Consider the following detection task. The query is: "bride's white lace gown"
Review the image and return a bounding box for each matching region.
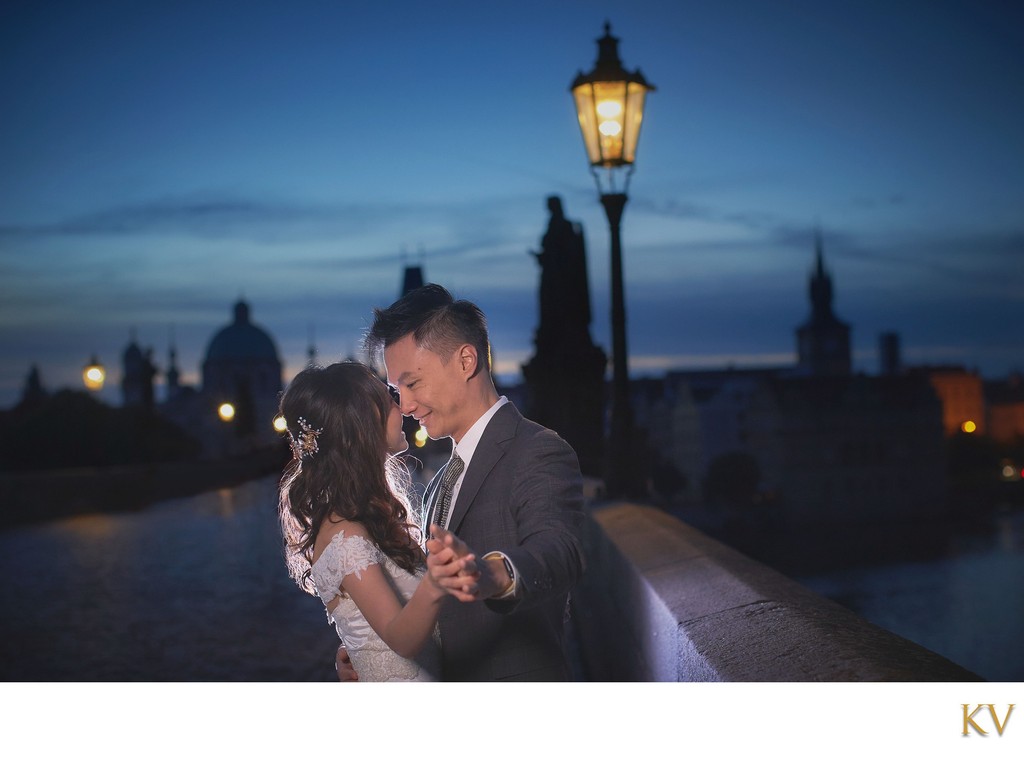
[311,530,440,682]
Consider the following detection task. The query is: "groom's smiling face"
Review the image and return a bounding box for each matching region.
[384,333,471,443]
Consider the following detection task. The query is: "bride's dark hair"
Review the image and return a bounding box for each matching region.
[277,361,422,594]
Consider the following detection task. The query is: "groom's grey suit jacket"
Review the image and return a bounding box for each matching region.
[423,402,585,681]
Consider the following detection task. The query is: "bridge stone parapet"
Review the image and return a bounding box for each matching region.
[571,501,982,681]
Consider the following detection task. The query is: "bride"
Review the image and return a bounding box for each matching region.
[277,361,476,681]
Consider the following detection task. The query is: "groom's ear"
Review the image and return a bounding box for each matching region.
[457,344,478,380]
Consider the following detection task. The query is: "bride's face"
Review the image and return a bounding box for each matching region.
[386,400,408,455]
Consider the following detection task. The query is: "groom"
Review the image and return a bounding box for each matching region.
[344,283,585,681]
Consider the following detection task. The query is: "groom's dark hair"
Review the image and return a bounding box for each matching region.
[365,283,491,373]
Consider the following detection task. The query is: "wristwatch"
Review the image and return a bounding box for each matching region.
[484,552,515,596]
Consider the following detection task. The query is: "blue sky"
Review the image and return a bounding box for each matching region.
[2,0,1022,407]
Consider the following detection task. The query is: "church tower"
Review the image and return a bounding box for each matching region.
[401,263,424,295]
[122,330,157,409]
[796,231,851,376]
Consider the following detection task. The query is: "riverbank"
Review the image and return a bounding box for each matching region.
[0,446,288,529]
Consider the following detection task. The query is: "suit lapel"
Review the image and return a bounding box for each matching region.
[447,403,519,534]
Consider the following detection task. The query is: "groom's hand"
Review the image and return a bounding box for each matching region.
[427,525,510,602]
[335,644,358,682]
[427,525,480,601]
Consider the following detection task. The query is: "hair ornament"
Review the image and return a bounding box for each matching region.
[289,416,323,460]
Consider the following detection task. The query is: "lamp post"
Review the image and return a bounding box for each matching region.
[570,22,654,497]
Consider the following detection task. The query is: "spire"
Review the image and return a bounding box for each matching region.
[809,229,834,318]
[814,226,825,276]
[19,364,47,409]
[166,325,180,397]
[796,226,851,376]
[307,323,317,367]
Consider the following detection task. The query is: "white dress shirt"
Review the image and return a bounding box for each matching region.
[439,396,517,598]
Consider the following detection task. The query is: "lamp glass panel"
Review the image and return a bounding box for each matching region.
[623,83,649,164]
[573,84,601,165]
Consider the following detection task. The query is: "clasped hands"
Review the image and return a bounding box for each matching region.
[425,524,509,602]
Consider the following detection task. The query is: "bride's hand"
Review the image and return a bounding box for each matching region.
[426,527,480,601]
[426,524,470,560]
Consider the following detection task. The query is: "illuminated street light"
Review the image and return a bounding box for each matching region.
[571,22,654,172]
[570,22,654,497]
[83,355,106,391]
[218,402,236,422]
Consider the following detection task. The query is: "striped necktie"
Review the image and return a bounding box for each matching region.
[431,452,464,527]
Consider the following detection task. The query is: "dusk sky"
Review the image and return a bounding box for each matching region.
[2,0,1022,408]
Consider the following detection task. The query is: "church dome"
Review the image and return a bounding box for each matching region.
[204,300,281,364]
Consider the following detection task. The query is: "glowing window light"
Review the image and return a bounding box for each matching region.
[961,420,977,434]
[273,415,287,433]
[218,403,236,422]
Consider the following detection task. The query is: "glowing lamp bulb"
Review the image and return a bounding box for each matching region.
[273,415,287,433]
[596,100,622,118]
[414,427,429,448]
[83,367,105,390]
[218,403,236,422]
[83,356,106,391]
[961,420,977,434]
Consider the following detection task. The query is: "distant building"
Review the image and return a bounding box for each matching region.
[627,232,947,526]
[122,333,157,409]
[910,366,985,436]
[18,365,47,410]
[879,331,901,376]
[745,374,946,526]
[157,298,284,458]
[202,300,283,427]
[401,263,424,295]
[986,373,1024,443]
[796,231,851,377]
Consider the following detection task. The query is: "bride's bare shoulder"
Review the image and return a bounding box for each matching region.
[312,516,370,561]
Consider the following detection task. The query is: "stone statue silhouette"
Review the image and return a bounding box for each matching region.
[523,195,606,476]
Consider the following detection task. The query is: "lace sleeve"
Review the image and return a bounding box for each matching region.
[310,531,385,604]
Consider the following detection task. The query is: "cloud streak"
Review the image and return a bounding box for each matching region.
[0,190,543,245]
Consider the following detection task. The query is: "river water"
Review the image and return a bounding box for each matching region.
[794,506,1024,682]
[1,476,1021,681]
[0,476,340,681]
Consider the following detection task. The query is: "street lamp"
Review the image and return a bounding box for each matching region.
[570,22,654,497]
[83,355,106,391]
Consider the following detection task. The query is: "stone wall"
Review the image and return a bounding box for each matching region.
[571,501,982,681]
